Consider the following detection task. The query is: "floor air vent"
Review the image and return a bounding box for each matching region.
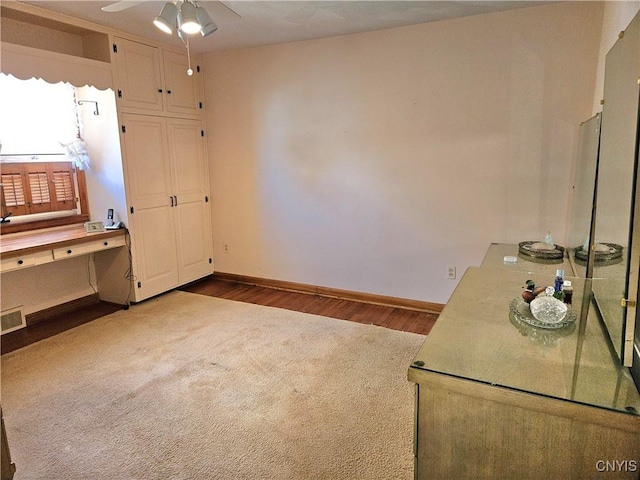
[1,307,26,335]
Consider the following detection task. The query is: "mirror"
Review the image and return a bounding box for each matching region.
[567,113,601,279]
[592,11,640,367]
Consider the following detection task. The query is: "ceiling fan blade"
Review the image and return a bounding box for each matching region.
[218,1,241,18]
[101,1,142,13]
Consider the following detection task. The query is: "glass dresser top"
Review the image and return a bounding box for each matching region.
[410,266,640,415]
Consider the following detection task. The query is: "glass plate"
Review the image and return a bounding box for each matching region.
[509,297,577,330]
[574,243,623,261]
[518,241,565,259]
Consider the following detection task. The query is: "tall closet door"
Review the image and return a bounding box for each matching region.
[175,201,212,283]
[131,206,180,300]
[121,114,172,208]
[121,113,179,299]
[168,118,206,203]
[167,118,213,282]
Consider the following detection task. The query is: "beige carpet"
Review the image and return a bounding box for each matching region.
[1,291,425,480]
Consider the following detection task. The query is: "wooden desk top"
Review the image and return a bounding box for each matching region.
[0,224,125,259]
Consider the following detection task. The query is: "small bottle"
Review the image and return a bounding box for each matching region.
[544,231,554,246]
[554,269,565,293]
[562,281,573,305]
[522,279,536,303]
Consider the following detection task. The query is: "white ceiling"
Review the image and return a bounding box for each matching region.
[23,1,557,53]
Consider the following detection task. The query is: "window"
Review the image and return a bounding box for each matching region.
[1,161,85,218]
[0,74,89,233]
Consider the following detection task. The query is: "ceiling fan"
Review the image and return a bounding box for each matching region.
[101,1,141,12]
[101,0,240,76]
[101,1,241,18]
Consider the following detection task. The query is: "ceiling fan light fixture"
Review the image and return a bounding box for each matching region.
[178,0,201,35]
[150,0,218,76]
[196,6,217,37]
[153,2,178,34]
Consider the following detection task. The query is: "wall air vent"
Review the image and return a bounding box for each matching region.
[1,306,26,335]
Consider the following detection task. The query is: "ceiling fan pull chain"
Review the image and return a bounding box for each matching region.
[186,37,194,76]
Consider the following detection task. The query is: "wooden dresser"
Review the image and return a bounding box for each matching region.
[408,257,640,479]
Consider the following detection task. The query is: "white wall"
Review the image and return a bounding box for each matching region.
[203,2,603,304]
[592,1,640,114]
[78,85,128,227]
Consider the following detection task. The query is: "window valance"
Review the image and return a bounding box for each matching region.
[0,43,113,91]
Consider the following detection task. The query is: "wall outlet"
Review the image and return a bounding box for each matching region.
[447,265,456,280]
[223,243,230,253]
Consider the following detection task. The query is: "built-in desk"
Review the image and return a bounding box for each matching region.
[408,265,640,479]
[0,224,126,273]
[1,224,130,314]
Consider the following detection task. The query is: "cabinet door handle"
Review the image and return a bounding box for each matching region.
[174,195,178,206]
[104,241,109,246]
[167,90,172,94]
[158,89,163,93]
[17,259,23,265]
[170,196,174,207]
[67,249,72,254]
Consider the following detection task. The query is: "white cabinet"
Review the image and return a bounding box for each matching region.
[113,37,203,117]
[114,37,212,302]
[120,113,212,301]
[163,50,203,116]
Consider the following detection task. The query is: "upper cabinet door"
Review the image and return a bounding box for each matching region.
[114,38,164,112]
[114,37,203,118]
[163,50,202,116]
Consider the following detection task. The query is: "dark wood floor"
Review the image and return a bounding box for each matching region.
[181,276,438,335]
[1,301,123,355]
[1,276,438,355]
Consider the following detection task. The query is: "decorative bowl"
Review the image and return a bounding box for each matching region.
[509,298,576,330]
[529,295,567,325]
